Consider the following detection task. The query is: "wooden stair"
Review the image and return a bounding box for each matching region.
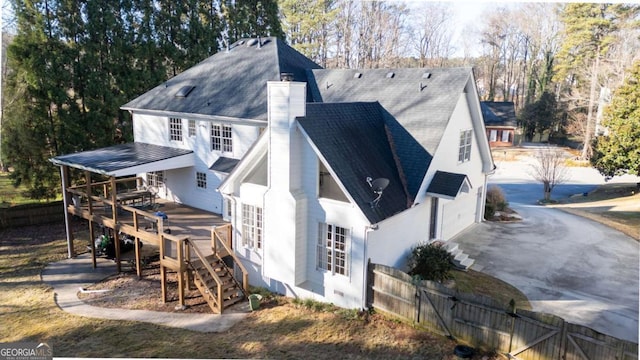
[189,255,245,313]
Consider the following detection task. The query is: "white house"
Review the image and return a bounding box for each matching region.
[219,68,494,309]
[51,37,494,310]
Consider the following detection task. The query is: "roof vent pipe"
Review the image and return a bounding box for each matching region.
[280,73,294,82]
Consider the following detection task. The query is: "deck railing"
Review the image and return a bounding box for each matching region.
[212,225,249,295]
[184,239,224,313]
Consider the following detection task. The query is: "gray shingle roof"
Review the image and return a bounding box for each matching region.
[481,101,517,127]
[210,157,240,173]
[297,102,410,223]
[426,171,469,198]
[50,143,193,176]
[306,68,471,199]
[307,68,472,154]
[121,37,321,121]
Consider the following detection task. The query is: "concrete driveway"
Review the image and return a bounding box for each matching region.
[454,155,639,343]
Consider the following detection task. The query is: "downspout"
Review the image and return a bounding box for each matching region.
[362,224,377,310]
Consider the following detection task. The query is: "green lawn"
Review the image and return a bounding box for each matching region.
[0,171,55,206]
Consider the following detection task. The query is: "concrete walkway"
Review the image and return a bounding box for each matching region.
[41,254,249,333]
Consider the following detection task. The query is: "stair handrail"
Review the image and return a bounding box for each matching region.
[185,239,224,313]
[211,227,249,295]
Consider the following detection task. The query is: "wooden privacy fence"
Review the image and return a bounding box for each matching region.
[368,263,638,360]
[0,202,64,228]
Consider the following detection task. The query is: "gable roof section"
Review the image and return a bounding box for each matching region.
[481,101,517,127]
[122,37,322,121]
[307,67,471,154]
[297,102,409,224]
[50,143,194,177]
[307,68,471,200]
[426,171,471,200]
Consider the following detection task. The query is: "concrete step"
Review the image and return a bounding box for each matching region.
[442,241,475,271]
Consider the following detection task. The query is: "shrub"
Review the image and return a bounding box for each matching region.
[484,203,495,220]
[486,186,508,212]
[408,242,454,282]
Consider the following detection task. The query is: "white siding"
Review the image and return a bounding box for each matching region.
[131,113,263,214]
[415,93,487,240]
[366,203,431,272]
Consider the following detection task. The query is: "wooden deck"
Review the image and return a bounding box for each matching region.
[74,198,229,258]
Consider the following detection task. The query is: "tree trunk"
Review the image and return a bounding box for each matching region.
[581,49,601,160]
[543,181,551,201]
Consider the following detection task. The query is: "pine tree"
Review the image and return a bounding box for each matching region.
[554,3,636,159]
[223,0,284,42]
[592,61,640,177]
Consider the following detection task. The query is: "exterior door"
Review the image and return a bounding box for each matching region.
[429,197,438,240]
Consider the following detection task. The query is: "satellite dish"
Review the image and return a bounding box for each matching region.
[367,177,390,208]
[371,178,389,193]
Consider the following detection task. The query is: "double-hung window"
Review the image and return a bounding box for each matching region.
[458,129,472,163]
[317,223,349,276]
[211,124,233,153]
[196,171,207,189]
[188,120,196,137]
[169,118,183,142]
[146,171,165,187]
[242,204,262,249]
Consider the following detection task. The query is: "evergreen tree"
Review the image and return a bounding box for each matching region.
[279,0,338,67]
[3,0,223,198]
[518,91,559,142]
[3,0,68,199]
[554,3,637,159]
[224,0,284,42]
[592,62,640,177]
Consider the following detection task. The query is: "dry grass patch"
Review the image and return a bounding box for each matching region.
[552,183,640,240]
[451,270,531,311]
[1,221,506,359]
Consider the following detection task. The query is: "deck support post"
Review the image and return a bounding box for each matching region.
[110,176,121,272]
[60,165,76,258]
[85,171,96,268]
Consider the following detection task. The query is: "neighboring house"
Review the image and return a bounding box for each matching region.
[219,68,494,309]
[52,37,495,310]
[481,101,517,147]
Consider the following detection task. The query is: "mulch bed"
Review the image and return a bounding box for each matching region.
[77,259,216,313]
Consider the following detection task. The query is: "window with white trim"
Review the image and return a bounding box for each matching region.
[242,204,262,249]
[169,118,183,141]
[146,171,165,187]
[211,124,233,152]
[196,171,207,189]
[458,129,472,163]
[188,120,196,137]
[501,130,510,142]
[317,223,349,276]
[489,129,497,142]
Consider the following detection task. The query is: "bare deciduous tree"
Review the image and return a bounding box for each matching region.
[530,146,570,201]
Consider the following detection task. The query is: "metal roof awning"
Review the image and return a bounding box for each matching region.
[425,171,472,200]
[50,143,195,177]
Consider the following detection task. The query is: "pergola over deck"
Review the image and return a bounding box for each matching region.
[49,143,249,312]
